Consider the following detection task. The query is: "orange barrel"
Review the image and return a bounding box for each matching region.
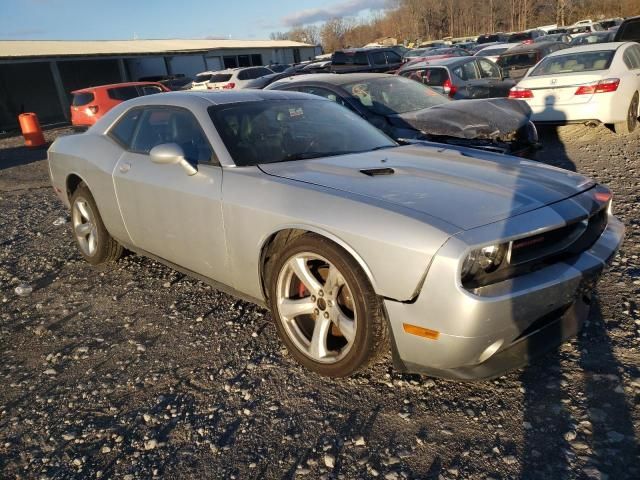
[18,113,46,147]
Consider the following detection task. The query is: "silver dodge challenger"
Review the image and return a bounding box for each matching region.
[48,90,624,379]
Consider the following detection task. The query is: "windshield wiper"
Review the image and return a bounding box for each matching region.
[371,145,397,151]
[279,151,360,162]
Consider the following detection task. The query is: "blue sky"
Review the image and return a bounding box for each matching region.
[0,0,389,41]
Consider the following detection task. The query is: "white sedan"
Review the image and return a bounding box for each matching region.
[509,42,640,134]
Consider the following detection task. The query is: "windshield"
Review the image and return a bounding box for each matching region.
[497,52,538,69]
[530,51,615,75]
[208,99,395,167]
[341,76,450,115]
[195,73,212,83]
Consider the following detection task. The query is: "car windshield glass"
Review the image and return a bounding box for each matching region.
[497,52,538,69]
[341,76,449,115]
[208,99,396,167]
[195,73,212,83]
[530,50,615,75]
[210,74,233,83]
[476,47,509,56]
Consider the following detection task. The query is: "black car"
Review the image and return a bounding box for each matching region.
[137,75,192,91]
[476,33,510,44]
[508,30,546,43]
[330,48,403,74]
[497,41,570,80]
[398,56,515,99]
[570,31,614,45]
[614,16,640,42]
[266,73,538,156]
[534,33,572,43]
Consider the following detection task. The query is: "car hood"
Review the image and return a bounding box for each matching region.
[387,98,532,141]
[258,145,594,231]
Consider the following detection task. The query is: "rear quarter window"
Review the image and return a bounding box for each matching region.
[108,108,142,148]
[617,20,640,41]
[72,92,95,106]
[108,86,140,101]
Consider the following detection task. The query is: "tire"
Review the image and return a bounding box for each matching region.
[614,92,639,135]
[268,233,389,377]
[70,183,123,265]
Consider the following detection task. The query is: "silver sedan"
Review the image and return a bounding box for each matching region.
[47,90,624,379]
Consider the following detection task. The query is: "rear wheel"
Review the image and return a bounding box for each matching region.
[70,183,123,265]
[614,92,639,135]
[268,234,388,377]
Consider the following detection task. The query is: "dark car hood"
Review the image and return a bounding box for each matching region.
[258,145,594,231]
[387,98,532,140]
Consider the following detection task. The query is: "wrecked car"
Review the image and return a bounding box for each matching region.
[48,90,624,379]
[266,73,539,156]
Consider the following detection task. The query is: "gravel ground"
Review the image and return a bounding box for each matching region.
[0,125,638,480]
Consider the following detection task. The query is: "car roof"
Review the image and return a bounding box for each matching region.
[546,41,628,56]
[477,42,513,50]
[114,89,321,109]
[72,81,163,94]
[269,72,396,86]
[502,41,559,53]
[403,57,474,70]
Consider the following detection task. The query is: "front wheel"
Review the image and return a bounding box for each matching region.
[614,92,639,135]
[268,234,389,377]
[70,183,123,265]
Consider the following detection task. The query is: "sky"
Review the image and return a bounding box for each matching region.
[0,0,390,41]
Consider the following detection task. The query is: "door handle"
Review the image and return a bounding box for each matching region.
[119,162,131,173]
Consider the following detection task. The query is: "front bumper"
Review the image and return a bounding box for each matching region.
[385,212,624,380]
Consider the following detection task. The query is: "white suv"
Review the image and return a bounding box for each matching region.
[192,67,274,91]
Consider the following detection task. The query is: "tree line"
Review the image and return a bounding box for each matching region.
[270,0,640,52]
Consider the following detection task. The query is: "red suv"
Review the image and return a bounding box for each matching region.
[70,82,169,129]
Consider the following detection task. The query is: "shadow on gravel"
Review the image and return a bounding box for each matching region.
[0,145,49,170]
[520,296,639,480]
[534,125,575,172]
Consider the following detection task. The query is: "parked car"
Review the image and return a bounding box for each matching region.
[509,42,640,134]
[402,48,437,62]
[497,41,570,81]
[547,28,569,35]
[599,18,623,30]
[266,64,292,73]
[200,67,275,90]
[398,47,471,72]
[614,16,640,43]
[190,71,217,90]
[267,73,538,155]
[474,43,516,63]
[535,33,572,44]
[508,30,546,44]
[49,90,624,379]
[570,31,614,46]
[398,57,515,99]
[418,40,448,48]
[567,24,604,35]
[330,48,403,74]
[70,82,169,129]
[476,33,510,44]
[138,75,193,91]
[453,41,477,51]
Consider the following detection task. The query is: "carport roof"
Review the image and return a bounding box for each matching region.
[0,39,314,59]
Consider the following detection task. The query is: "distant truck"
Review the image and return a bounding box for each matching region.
[330,48,403,74]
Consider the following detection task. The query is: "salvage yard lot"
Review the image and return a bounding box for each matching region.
[0,126,639,479]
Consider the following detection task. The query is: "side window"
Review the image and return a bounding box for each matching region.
[629,45,640,69]
[371,52,387,65]
[385,51,402,64]
[353,52,369,65]
[455,62,479,80]
[140,86,163,95]
[130,107,214,163]
[238,70,250,80]
[477,59,501,78]
[109,108,143,148]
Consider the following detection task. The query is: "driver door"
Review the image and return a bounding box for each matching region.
[111,106,230,284]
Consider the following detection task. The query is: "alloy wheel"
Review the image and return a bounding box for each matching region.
[72,197,98,257]
[276,252,357,364]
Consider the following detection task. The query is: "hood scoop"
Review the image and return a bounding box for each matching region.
[360,167,395,177]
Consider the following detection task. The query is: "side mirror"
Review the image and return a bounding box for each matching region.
[149,143,197,176]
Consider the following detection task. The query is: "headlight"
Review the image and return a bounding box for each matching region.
[461,243,508,281]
